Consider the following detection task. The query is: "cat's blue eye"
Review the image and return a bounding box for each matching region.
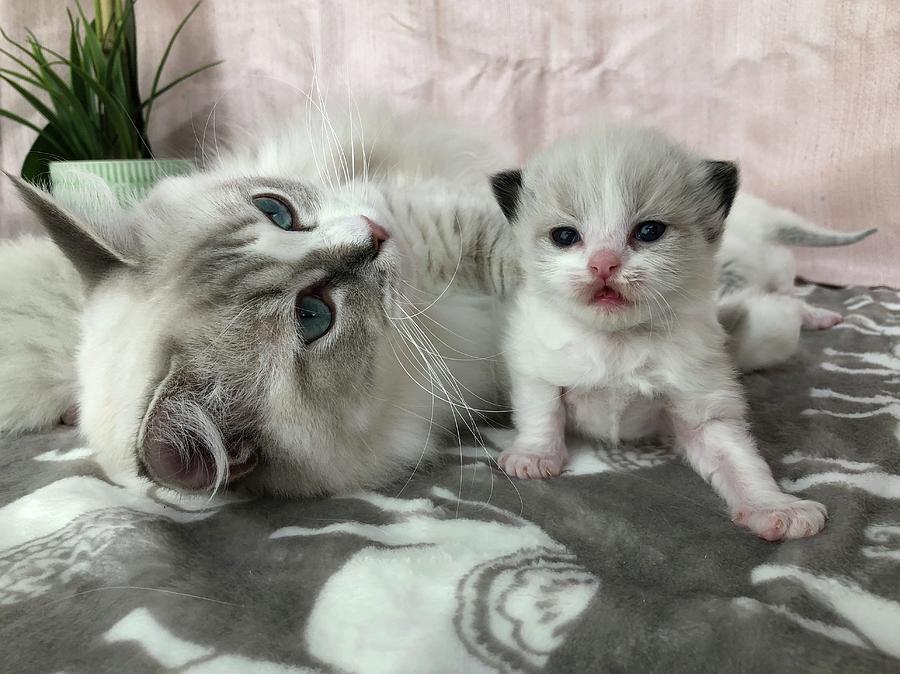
[253,195,294,230]
[550,226,581,247]
[296,294,333,343]
[633,221,667,243]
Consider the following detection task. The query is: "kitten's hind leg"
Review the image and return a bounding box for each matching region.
[800,302,843,330]
[499,374,568,479]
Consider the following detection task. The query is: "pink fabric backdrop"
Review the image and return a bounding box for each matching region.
[1,1,898,287]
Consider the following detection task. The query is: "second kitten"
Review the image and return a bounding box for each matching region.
[490,122,826,540]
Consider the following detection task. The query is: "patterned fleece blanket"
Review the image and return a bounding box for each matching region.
[1,285,899,674]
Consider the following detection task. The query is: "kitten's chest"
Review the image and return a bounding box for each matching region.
[538,331,662,396]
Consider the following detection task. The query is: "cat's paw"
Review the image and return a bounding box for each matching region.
[498,449,566,480]
[732,499,827,541]
[802,305,843,330]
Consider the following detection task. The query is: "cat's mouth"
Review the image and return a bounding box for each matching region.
[590,284,630,310]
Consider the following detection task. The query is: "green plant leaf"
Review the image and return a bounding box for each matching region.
[21,125,67,183]
[2,0,212,162]
[144,0,203,128]
[22,34,103,157]
[141,60,223,108]
[0,107,43,135]
[121,0,148,157]
[0,109,69,157]
[0,73,59,128]
[66,10,94,116]
[64,60,143,159]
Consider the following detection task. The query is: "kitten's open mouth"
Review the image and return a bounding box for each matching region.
[592,286,630,310]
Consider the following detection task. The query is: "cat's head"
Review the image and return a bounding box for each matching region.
[11,170,407,496]
[491,123,738,330]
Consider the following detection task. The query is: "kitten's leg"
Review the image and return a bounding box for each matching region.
[671,415,827,540]
[500,374,567,479]
[800,302,843,330]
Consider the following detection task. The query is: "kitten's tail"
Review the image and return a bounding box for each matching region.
[770,216,876,248]
[732,194,877,247]
[0,236,83,435]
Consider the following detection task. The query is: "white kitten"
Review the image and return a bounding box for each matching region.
[717,194,875,371]
[490,121,827,540]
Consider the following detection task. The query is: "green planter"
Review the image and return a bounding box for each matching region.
[49,159,195,207]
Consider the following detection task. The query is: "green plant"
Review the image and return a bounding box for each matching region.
[0,0,222,181]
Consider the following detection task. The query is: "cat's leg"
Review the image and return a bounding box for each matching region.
[800,302,843,330]
[383,184,519,298]
[670,402,827,541]
[500,373,567,479]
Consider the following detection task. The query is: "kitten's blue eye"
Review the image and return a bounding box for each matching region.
[633,221,667,243]
[296,294,333,343]
[550,226,581,247]
[253,195,294,230]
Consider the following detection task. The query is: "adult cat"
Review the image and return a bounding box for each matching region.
[1,103,516,497]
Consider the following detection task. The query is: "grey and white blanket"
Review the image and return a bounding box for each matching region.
[1,285,899,673]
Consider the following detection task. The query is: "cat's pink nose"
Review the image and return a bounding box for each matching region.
[363,216,390,250]
[588,250,621,281]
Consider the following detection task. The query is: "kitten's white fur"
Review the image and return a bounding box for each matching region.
[496,122,830,540]
[717,193,874,371]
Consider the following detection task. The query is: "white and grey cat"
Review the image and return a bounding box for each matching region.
[1,104,517,497]
[489,121,874,540]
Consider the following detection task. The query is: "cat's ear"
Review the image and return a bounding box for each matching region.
[137,360,258,493]
[700,160,739,242]
[6,172,133,286]
[490,169,523,222]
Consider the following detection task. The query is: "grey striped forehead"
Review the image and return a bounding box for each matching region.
[147,176,325,298]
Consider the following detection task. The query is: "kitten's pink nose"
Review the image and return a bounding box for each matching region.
[588,250,621,281]
[363,216,390,251]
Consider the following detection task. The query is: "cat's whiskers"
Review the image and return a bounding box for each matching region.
[386,301,512,506]
[199,90,229,166]
[399,228,466,320]
[393,299,509,412]
[393,289,506,361]
[390,299,524,514]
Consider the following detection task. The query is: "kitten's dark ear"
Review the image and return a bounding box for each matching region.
[706,160,739,217]
[490,169,523,222]
[137,361,258,493]
[6,172,130,286]
[701,160,739,242]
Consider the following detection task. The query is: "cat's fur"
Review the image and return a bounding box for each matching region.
[2,104,517,497]
[490,121,849,540]
[716,194,875,370]
[0,236,82,433]
[1,103,872,507]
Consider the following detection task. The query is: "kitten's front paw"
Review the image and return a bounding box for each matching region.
[498,449,566,480]
[732,499,827,541]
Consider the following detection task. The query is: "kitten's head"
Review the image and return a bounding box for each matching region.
[11,170,406,497]
[491,123,738,330]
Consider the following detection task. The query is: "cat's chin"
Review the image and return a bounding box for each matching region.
[566,300,644,332]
